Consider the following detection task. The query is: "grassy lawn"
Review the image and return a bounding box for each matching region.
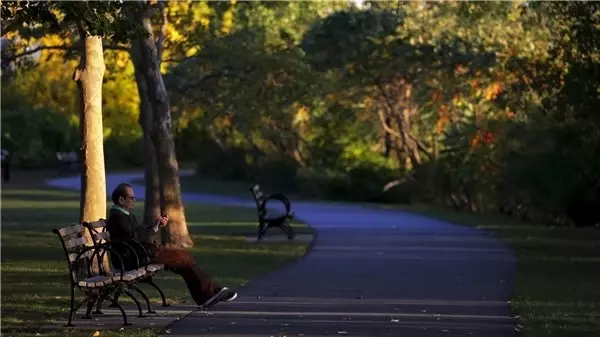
[0,172,313,337]
[177,174,600,337]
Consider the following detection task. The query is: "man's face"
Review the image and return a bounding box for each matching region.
[120,186,136,211]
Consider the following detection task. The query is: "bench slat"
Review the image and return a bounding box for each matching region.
[57,224,85,237]
[92,231,110,242]
[64,236,87,250]
[68,249,93,262]
[86,220,106,229]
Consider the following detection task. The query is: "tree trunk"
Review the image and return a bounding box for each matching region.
[383,116,392,158]
[132,4,193,248]
[74,35,106,232]
[132,46,161,229]
[73,34,108,273]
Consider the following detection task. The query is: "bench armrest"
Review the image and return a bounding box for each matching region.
[120,237,152,265]
[75,245,126,280]
[102,240,141,270]
[265,193,293,218]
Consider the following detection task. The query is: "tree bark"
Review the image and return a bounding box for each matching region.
[131,43,161,229]
[375,81,423,168]
[132,4,193,248]
[74,35,106,231]
[73,33,109,273]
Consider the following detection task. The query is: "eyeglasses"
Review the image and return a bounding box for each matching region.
[126,195,136,201]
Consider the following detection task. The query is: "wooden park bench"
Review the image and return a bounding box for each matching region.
[56,151,79,172]
[84,219,169,309]
[52,224,149,327]
[1,149,10,182]
[249,184,295,241]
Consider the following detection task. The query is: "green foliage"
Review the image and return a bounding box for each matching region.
[1,0,146,41]
[3,0,598,228]
[301,8,402,71]
[1,105,78,168]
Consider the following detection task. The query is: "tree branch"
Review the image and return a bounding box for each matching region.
[7,45,71,61]
[167,70,223,93]
[4,42,129,62]
[409,133,432,159]
[377,108,403,139]
[156,0,167,65]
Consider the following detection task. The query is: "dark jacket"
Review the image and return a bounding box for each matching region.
[106,206,157,270]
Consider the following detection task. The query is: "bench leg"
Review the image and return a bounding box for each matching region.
[124,288,145,318]
[93,299,104,316]
[282,222,295,240]
[65,286,77,327]
[143,278,169,307]
[66,295,89,327]
[93,289,113,315]
[111,287,131,326]
[133,284,156,314]
[83,298,95,319]
[257,222,267,241]
[109,287,122,307]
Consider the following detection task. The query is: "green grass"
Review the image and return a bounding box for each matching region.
[176,174,600,337]
[1,179,313,337]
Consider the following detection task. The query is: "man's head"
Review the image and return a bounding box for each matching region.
[112,183,135,211]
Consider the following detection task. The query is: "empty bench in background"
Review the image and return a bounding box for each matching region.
[84,219,169,309]
[52,224,147,326]
[249,184,295,241]
[56,151,79,172]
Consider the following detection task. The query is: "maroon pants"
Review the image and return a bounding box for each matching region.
[153,246,220,305]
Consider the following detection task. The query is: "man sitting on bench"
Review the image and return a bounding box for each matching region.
[107,183,237,308]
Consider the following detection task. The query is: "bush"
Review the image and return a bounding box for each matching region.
[295,167,348,199]
[196,145,251,181]
[1,106,79,168]
[103,137,145,169]
[253,156,299,191]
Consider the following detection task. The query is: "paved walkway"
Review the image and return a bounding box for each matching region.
[47,171,517,337]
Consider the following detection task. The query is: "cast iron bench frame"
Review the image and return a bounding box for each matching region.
[84,219,170,308]
[249,184,295,241]
[56,151,79,171]
[52,224,148,327]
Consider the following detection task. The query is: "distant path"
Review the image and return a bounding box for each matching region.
[47,171,517,337]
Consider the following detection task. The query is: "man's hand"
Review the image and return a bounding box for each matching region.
[149,215,169,233]
[158,214,169,228]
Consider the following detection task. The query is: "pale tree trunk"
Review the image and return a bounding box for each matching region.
[73,33,108,272]
[74,35,107,232]
[132,3,193,248]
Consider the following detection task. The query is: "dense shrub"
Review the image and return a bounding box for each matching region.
[1,106,79,168]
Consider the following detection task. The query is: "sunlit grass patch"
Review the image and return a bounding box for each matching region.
[1,183,314,337]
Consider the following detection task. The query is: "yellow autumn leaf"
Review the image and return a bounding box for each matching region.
[92,330,101,337]
[484,83,503,101]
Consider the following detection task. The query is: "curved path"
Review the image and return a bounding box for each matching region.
[47,171,517,337]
